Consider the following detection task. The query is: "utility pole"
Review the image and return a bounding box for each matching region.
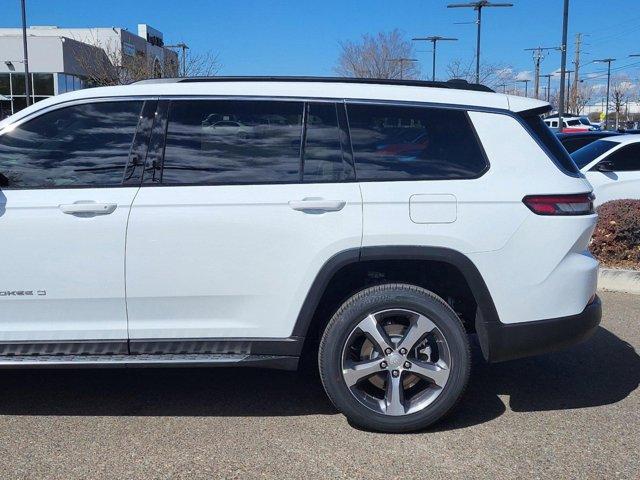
[525,47,559,99]
[447,1,513,84]
[20,0,31,106]
[571,33,583,114]
[412,36,458,81]
[557,0,570,131]
[387,58,418,80]
[540,74,552,102]
[594,58,615,130]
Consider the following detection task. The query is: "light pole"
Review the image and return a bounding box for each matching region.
[412,36,458,81]
[516,79,530,97]
[447,1,513,84]
[20,0,31,106]
[540,74,552,102]
[387,58,418,80]
[594,58,615,130]
[557,0,570,131]
[166,43,189,77]
[565,69,574,113]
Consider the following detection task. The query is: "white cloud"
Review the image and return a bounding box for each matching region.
[515,70,533,81]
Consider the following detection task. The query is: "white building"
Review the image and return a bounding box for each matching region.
[0,24,178,117]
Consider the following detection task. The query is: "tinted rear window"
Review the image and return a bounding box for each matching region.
[522,114,580,175]
[347,104,488,181]
[571,139,619,169]
[162,100,303,185]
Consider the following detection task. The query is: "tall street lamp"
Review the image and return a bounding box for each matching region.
[594,58,616,130]
[20,0,31,106]
[447,1,513,84]
[387,58,418,80]
[540,73,552,102]
[557,0,570,131]
[516,79,530,97]
[412,36,458,81]
[166,43,189,77]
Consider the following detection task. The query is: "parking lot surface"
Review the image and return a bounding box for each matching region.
[0,290,637,479]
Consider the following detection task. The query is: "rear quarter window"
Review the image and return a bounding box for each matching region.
[347,103,488,181]
[521,114,580,175]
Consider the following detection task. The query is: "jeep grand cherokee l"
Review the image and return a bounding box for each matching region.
[0,77,601,432]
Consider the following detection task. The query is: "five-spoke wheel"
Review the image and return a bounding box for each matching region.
[341,309,451,416]
[319,284,470,432]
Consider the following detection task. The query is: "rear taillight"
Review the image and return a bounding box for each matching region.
[523,193,595,216]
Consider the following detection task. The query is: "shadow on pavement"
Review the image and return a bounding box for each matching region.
[0,327,636,427]
[435,326,639,431]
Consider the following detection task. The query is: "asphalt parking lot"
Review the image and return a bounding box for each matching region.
[0,290,637,480]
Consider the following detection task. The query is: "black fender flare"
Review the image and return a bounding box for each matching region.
[291,246,502,360]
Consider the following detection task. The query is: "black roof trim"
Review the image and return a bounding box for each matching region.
[135,76,494,93]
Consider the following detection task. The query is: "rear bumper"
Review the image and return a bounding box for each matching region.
[476,295,602,363]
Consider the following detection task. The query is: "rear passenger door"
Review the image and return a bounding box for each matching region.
[0,99,153,354]
[346,103,491,252]
[125,99,361,351]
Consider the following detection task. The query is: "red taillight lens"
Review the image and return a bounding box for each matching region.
[523,193,595,216]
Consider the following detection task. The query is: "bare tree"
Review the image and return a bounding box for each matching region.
[72,35,220,86]
[446,58,514,89]
[335,29,420,80]
[573,83,596,115]
[178,50,222,77]
[611,76,635,129]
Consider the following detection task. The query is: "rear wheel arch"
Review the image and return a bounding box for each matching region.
[293,246,501,354]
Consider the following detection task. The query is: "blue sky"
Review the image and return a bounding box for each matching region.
[3,0,640,88]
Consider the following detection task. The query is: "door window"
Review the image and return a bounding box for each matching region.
[601,143,640,171]
[0,101,143,188]
[161,100,304,185]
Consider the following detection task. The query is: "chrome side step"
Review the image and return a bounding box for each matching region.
[0,353,298,370]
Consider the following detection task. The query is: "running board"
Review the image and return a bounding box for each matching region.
[0,353,298,370]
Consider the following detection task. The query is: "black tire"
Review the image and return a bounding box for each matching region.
[318,283,470,433]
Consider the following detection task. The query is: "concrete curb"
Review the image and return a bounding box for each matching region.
[598,268,640,295]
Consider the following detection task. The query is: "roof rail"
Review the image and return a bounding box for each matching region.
[134,76,494,93]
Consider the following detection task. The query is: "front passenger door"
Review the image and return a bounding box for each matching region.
[587,143,640,204]
[0,99,153,355]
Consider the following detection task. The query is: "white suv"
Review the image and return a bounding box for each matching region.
[0,77,601,432]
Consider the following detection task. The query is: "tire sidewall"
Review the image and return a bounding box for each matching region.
[319,284,470,432]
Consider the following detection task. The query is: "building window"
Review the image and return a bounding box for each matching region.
[0,74,9,95]
[33,73,54,96]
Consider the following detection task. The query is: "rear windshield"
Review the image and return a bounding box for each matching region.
[522,114,580,175]
[571,139,619,169]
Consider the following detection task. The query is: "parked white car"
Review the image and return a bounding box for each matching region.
[544,115,597,132]
[0,77,601,432]
[572,134,640,205]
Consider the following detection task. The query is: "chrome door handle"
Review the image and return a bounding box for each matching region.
[288,198,346,212]
[59,202,117,216]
